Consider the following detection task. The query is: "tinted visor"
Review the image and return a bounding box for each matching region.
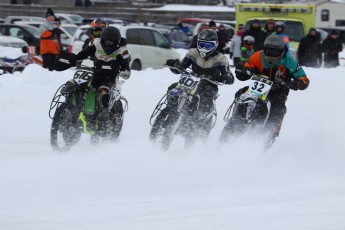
[198,41,216,50]
[264,47,284,58]
[103,40,116,46]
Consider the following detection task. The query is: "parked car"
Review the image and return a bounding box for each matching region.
[0,24,40,54]
[178,18,211,26]
[157,28,191,49]
[55,13,84,25]
[71,24,180,70]
[317,27,345,45]
[13,21,78,51]
[4,16,45,24]
[0,35,28,48]
[81,17,130,26]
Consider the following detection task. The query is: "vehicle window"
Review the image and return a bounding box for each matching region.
[335,20,345,27]
[172,31,188,42]
[126,29,140,45]
[152,30,169,48]
[62,26,78,36]
[0,27,6,35]
[9,28,22,38]
[245,20,305,42]
[139,29,155,46]
[69,15,83,23]
[25,26,40,39]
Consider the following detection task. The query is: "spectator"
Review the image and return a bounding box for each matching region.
[75,0,83,7]
[208,20,228,53]
[239,35,255,64]
[218,24,230,53]
[242,19,266,51]
[263,19,275,36]
[230,24,245,67]
[322,30,343,68]
[274,21,290,55]
[208,20,217,30]
[189,23,208,49]
[177,23,190,35]
[297,28,322,68]
[10,0,17,4]
[39,8,61,71]
[54,18,63,52]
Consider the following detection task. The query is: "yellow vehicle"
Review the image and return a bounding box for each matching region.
[235,3,316,57]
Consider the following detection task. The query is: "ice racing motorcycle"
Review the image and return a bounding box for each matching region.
[149,67,222,150]
[0,55,33,75]
[49,60,128,151]
[219,73,291,149]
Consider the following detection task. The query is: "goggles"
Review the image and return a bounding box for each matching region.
[264,47,284,58]
[197,40,217,51]
[91,28,102,37]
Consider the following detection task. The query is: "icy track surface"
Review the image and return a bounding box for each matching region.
[1,56,345,229]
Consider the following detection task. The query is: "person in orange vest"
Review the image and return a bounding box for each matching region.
[39,8,61,71]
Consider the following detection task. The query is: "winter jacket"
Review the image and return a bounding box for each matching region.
[242,25,267,51]
[237,50,309,101]
[230,33,242,58]
[322,36,343,68]
[180,48,234,85]
[276,32,290,56]
[39,21,60,55]
[297,34,322,68]
[240,45,254,63]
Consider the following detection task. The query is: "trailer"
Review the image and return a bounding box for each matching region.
[315,1,345,27]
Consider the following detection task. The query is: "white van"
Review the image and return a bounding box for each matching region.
[71,24,180,70]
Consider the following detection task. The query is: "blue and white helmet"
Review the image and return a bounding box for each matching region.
[197,29,219,59]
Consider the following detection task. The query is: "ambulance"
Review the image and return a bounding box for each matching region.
[235,3,316,58]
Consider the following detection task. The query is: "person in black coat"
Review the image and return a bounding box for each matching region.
[322,30,343,68]
[297,28,322,68]
[242,19,267,52]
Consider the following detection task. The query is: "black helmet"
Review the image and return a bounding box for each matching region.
[263,35,286,66]
[90,18,109,38]
[100,26,121,55]
[197,29,219,59]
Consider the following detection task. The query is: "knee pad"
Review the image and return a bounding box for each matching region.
[97,86,110,108]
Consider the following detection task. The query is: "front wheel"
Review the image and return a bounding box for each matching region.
[150,109,178,150]
[50,105,81,151]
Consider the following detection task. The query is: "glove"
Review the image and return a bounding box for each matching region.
[118,70,130,80]
[229,52,233,59]
[224,73,234,85]
[166,59,183,74]
[235,64,251,81]
[289,79,301,91]
[52,28,61,36]
[54,51,77,71]
[166,59,180,68]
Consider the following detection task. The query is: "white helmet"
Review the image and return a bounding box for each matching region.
[243,35,255,45]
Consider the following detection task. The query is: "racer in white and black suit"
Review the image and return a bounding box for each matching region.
[166,29,234,115]
[55,26,131,137]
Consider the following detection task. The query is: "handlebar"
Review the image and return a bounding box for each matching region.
[164,64,224,86]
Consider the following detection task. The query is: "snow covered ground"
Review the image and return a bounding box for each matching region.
[0,46,345,230]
